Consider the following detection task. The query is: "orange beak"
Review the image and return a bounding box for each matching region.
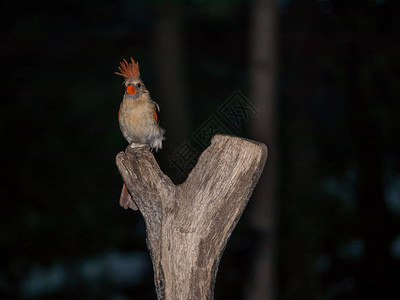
[126,85,136,95]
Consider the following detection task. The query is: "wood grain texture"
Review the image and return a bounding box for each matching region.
[116,134,268,300]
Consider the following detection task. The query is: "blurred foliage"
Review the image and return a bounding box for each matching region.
[1,0,399,299]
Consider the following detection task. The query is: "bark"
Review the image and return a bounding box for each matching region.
[116,134,267,300]
[248,0,278,299]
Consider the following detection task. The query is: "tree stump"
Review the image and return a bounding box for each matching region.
[116,134,267,300]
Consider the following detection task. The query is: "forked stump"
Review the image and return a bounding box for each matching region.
[116,134,267,300]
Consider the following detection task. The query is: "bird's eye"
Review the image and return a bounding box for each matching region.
[136,83,141,88]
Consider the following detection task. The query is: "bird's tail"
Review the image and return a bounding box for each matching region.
[120,184,138,210]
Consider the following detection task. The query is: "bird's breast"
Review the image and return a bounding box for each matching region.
[119,97,154,143]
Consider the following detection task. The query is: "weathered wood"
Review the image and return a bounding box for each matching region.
[116,134,267,300]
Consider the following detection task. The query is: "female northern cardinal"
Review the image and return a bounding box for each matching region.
[116,58,165,210]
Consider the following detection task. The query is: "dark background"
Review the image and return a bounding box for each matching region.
[1,0,400,299]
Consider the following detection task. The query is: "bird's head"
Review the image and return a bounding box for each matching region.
[115,58,149,101]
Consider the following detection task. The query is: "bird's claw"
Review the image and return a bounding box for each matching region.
[130,142,147,149]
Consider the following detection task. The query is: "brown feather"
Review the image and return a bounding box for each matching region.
[115,58,140,79]
[120,183,138,210]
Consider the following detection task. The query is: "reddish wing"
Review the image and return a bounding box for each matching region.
[152,105,158,123]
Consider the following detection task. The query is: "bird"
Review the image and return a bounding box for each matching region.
[116,58,165,210]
